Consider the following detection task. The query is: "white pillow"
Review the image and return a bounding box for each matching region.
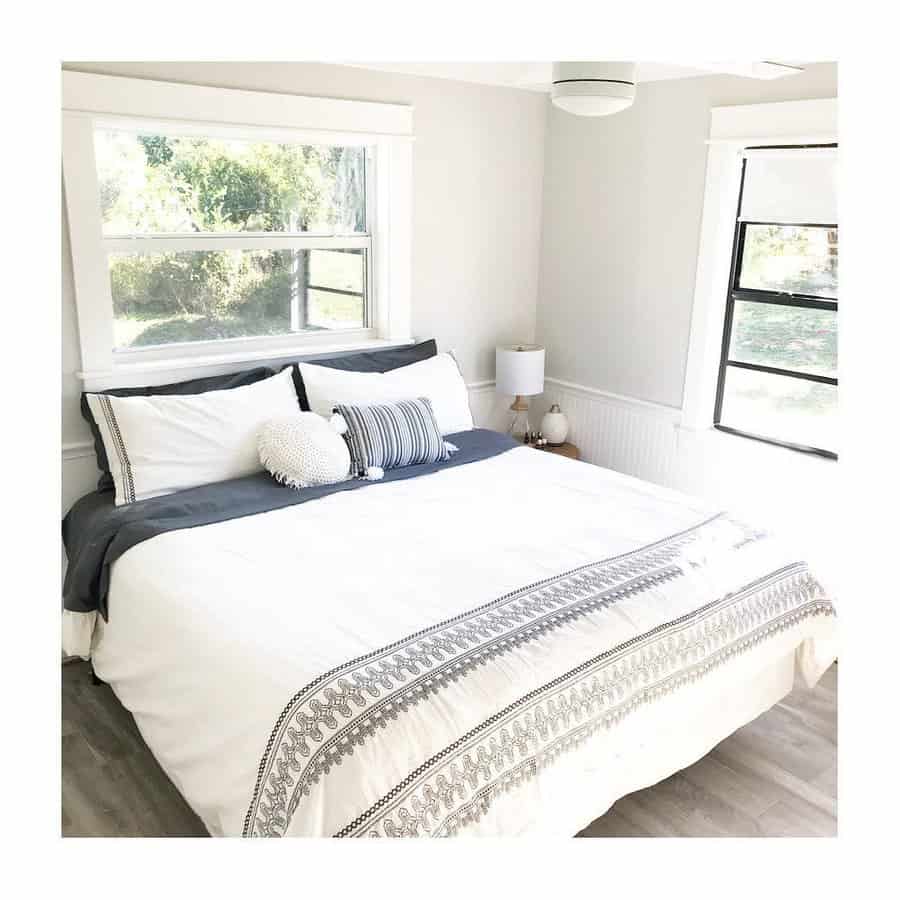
[296,352,474,436]
[258,413,351,489]
[86,367,300,505]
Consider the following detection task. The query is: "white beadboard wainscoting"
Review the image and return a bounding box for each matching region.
[476,377,684,490]
[536,378,682,487]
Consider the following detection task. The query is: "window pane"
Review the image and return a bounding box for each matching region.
[719,366,837,452]
[95,129,367,235]
[729,300,837,378]
[109,249,366,349]
[307,290,366,330]
[309,248,365,294]
[738,225,838,298]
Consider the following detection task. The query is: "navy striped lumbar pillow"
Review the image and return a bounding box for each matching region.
[334,397,458,480]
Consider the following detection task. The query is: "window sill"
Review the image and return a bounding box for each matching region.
[77,336,414,390]
[712,424,837,460]
[679,422,837,462]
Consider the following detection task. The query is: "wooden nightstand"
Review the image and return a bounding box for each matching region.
[525,441,580,460]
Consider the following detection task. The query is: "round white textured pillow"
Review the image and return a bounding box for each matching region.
[258,413,351,489]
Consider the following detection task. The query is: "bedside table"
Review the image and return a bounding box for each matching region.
[523,441,580,460]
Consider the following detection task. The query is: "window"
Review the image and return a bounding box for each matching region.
[62,72,412,383]
[96,128,372,350]
[713,146,838,459]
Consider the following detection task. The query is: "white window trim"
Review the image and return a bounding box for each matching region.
[680,97,837,434]
[62,72,413,390]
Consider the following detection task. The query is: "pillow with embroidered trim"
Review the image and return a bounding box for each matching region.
[80,366,276,493]
[334,398,459,481]
[85,367,300,506]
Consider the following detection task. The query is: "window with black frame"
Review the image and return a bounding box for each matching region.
[714,145,838,459]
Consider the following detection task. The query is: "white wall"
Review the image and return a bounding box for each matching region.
[61,61,548,455]
[536,62,838,409]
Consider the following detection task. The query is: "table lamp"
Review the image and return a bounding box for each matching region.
[495,344,545,438]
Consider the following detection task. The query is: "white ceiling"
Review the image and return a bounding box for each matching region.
[339,62,807,91]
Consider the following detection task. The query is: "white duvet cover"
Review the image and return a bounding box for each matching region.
[90,446,837,837]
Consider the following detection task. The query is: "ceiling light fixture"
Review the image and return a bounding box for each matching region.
[550,62,636,117]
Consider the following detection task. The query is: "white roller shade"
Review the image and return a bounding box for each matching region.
[740,149,837,225]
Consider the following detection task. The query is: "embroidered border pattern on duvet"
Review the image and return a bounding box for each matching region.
[337,564,833,837]
[244,513,782,837]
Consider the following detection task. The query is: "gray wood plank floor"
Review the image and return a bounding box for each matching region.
[61,662,836,838]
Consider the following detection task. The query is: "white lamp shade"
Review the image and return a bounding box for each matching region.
[496,345,545,397]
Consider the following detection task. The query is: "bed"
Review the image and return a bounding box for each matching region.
[62,426,836,838]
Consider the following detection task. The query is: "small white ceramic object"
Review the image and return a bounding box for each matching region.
[540,404,569,446]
